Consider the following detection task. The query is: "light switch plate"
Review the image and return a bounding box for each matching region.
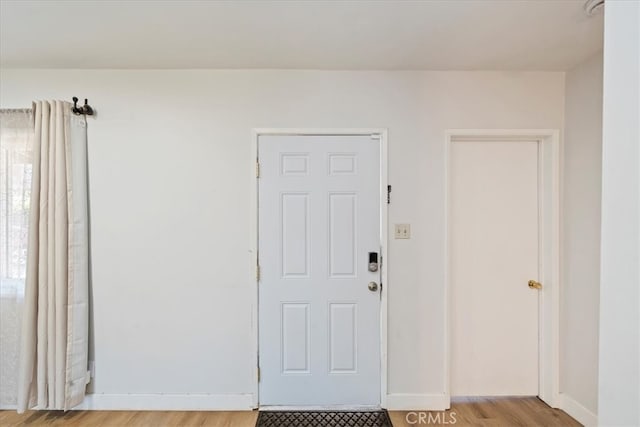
[394,224,411,239]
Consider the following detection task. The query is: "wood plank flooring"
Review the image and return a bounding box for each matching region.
[389,397,581,427]
[0,410,257,427]
[0,397,580,426]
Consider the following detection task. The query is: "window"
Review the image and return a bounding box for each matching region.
[0,109,33,297]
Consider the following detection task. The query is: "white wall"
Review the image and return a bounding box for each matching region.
[560,52,602,425]
[598,2,640,425]
[0,69,565,408]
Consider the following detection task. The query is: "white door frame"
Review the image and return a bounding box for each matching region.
[444,129,561,408]
[250,128,389,409]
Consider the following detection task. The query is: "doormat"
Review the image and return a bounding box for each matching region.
[255,410,393,427]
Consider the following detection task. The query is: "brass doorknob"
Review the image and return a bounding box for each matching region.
[528,280,542,290]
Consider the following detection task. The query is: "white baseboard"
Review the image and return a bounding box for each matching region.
[558,393,598,426]
[385,393,450,411]
[72,393,256,411]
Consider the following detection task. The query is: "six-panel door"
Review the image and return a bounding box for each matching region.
[258,135,381,406]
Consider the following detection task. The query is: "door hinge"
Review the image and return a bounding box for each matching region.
[387,185,392,204]
[256,264,261,281]
[257,366,261,382]
[256,162,260,178]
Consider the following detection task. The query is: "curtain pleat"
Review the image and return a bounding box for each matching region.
[17,101,89,413]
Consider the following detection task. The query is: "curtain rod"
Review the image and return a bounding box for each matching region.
[0,108,32,113]
[1,97,95,116]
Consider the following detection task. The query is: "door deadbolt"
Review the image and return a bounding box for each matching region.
[368,252,379,272]
[368,281,379,292]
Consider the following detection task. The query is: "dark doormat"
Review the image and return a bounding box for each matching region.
[255,410,393,427]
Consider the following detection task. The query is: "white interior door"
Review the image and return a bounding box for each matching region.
[258,134,381,406]
[450,140,540,396]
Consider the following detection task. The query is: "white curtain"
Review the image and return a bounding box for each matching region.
[0,109,34,408]
[16,101,90,412]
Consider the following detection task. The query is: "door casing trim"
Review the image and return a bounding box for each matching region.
[444,129,561,408]
[250,128,389,409]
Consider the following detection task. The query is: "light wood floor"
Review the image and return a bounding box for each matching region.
[0,397,580,426]
[388,397,581,427]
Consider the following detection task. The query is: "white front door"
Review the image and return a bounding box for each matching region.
[258,134,381,406]
[450,140,540,396]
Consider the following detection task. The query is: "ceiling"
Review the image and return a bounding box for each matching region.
[0,0,603,70]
